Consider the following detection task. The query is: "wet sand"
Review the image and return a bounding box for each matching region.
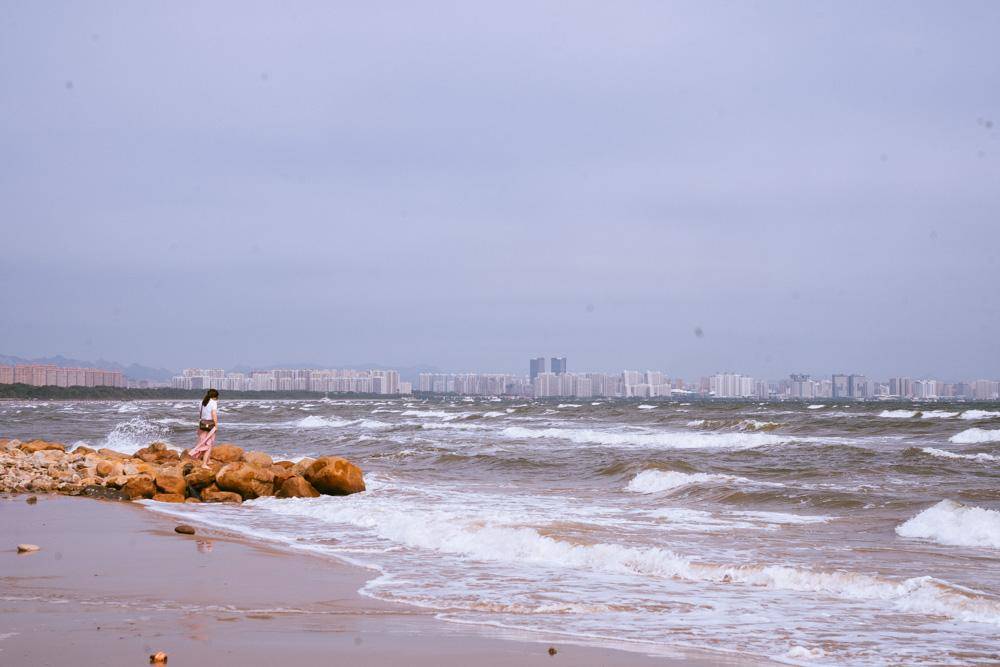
[0,496,761,666]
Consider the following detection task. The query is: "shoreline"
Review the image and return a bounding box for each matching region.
[2,494,767,666]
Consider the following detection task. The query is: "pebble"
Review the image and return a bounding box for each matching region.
[17,544,40,553]
[26,495,38,504]
[548,646,558,656]
[174,525,195,535]
[149,651,168,663]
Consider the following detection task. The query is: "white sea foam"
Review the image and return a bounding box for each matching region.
[807,404,825,410]
[626,470,741,494]
[896,500,1000,549]
[557,404,581,409]
[949,428,1000,444]
[419,422,491,431]
[500,426,789,450]
[920,410,959,419]
[920,447,998,462]
[961,410,1000,421]
[401,409,462,420]
[880,410,918,419]
[116,403,139,413]
[237,496,1000,625]
[637,404,656,410]
[729,511,830,525]
[295,415,357,428]
[102,418,170,454]
[686,419,705,427]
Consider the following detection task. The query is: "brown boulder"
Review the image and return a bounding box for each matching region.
[210,443,244,464]
[135,443,180,464]
[200,484,242,503]
[243,451,273,468]
[152,493,185,503]
[183,467,216,490]
[121,475,156,500]
[19,440,66,454]
[98,448,131,460]
[273,460,295,469]
[291,457,317,476]
[275,475,320,499]
[73,445,96,455]
[303,457,365,496]
[270,465,295,487]
[96,460,122,478]
[216,463,275,499]
[155,472,187,496]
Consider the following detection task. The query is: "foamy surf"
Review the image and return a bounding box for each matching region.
[500,426,790,450]
[921,447,998,462]
[896,500,1000,550]
[949,428,1000,444]
[627,469,754,494]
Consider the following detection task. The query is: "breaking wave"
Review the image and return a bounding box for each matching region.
[499,426,790,450]
[896,500,1000,550]
[920,447,998,462]
[949,428,1000,444]
[961,410,1000,421]
[103,417,170,454]
[238,497,1000,626]
[627,470,752,494]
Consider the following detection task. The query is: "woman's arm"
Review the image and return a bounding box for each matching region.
[212,407,218,427]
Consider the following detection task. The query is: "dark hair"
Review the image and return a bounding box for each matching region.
[202,388,219,407]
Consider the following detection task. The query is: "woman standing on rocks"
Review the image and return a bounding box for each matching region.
[188,389,219,467]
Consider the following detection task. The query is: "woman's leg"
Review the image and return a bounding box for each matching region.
[201,428,216,465]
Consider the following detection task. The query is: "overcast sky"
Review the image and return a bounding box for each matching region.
[1,1,998,379]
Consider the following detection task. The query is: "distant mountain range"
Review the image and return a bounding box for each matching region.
[0,355,176,382]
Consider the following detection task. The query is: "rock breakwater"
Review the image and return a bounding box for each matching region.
[0,438,364,503]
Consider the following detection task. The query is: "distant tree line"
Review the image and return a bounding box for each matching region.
[0,384,400,401]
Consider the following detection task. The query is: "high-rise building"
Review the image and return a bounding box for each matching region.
[530,357,546,380]
[832,374,849,398]
[848,374,868,399]
[551,357,567,375]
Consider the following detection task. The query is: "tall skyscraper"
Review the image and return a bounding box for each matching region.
[529,357,546,380]
[551,357,567,375]
[832,374,849,398]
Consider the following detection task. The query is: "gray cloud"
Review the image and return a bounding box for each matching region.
[1,1,998,378]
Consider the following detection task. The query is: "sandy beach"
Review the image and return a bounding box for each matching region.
[1,495,757,666]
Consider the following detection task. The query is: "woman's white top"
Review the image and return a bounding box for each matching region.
[201,399,218,421]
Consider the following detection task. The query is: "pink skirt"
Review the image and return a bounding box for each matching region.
[189,426,217,459]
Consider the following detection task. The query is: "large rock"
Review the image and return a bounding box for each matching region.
[95,460,122,478]
[155,472,187,496]
[270,465,295,487]
[243,451,273,468]
[183,467,216,490]
[152,493,185,503]
[200,484,242,503]
[303,457,365,496]
[98,448,131,460]
[210,444,244,464]
[291,457,316,476]
[216,462,274,499]
[273,460,295,469]
[73,445,96,455]
[20,440,66,454]
[121,475,156,500]
[134,443,180,464]
[275,475,320,499]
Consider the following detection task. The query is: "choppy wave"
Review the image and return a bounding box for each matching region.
[626,470,747,494]
[293,416,389,430]
[880,410,919,419]
[807,404,825,410]
[637,404,656,410]
[235,497,1000,626]
[961,410,1000,421]
[896,500,1000,549]
[500,426,789,450]
[920,447,999,462]
[103,418,170,454]
[949,428,1000,444]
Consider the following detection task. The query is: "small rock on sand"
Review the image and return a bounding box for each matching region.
[548,646,558,656]
[17,544,40,553]
[149,651,168,663]
[174,525,196,535]
[26,495,38,504]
